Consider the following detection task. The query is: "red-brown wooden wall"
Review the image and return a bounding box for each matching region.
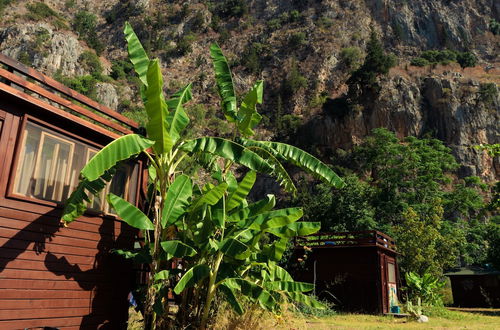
[0,54,142,329]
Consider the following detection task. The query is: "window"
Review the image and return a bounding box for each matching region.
[387,262,396,283]
[13,121,139,213]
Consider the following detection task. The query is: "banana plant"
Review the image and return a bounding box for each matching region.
[61,22,344,329]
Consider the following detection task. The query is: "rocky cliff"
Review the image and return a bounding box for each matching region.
[0,0,498,181]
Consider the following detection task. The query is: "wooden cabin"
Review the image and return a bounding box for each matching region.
[445,267,500,308]
[292,231,400,314]
[0,54,144,329]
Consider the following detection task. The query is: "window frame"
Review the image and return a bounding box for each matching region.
[6,114,143,216]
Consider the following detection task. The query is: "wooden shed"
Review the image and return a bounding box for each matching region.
[445,267,500,308]
[292,231,400,314]
[0,54,143,329]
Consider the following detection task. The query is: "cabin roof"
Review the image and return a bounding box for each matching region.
[294,230,398,253]
[0,52,138,139]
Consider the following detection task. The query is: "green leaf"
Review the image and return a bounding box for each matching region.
[265,281,314,293]
[247,146,297,195]
[241,139,344,188]
[181,137,273,174]
[238,80,263,137]
[161,240,197,259]
[262,238,289,261]
[62,167,116,224]
[189,182,228,211]
[267,221,321,238]
[107,193,154,230]
[240,208,303,231]
[268,264,293,282]
[287,292,326,309]
[162,175,192,227]
[113,248,152,264]
[226,171,256,211]
[210,43,237,122]
[219,283,244,315]
[173,264,210,294]
[81,134,154,181]
[154,270,170,281]
[124,22,150,87]
[219,238,248,257]
[227,194,276,222]
[166,84,192,144]
[145,59,173,155]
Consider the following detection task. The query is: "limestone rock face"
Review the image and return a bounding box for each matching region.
[302,74,499,181]
[95,82,119,110]
[0,23,85,76]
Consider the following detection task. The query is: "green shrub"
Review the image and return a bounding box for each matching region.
[110,60,134,80]
[289,32,307,47]
[73,10,104,54]
[213,0,248,18]
[79,50,102,78]
[489,19,500,35]
[282,60,307,95]
[478,83,498,104]
[25,1,68,29]
[0,0,12,17]
[267,18,281,30]
[18,50,31,66]
[26,2,59,19]
[457,51,477,68]
[340,47,362,70]
[54,71,98,99]
[289,10,301,22]
[34,28,50,53]
[316,15,334,29]
[410,57,430,67]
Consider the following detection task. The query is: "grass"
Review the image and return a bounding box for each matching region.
[128,306,500,329]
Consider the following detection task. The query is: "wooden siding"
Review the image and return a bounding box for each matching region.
[0,55,142,329]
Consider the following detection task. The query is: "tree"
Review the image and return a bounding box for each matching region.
[457,51,477,69]
[62,23,344,329]
[347,28,397,99]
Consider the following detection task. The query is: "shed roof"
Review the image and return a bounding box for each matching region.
[444,267,500,276]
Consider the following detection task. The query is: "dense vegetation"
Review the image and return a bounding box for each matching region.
[287,128,498,277]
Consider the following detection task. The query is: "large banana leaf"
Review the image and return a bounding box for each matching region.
[81,134,154,181]
[161,175,192,228]
[238,81,263,137]
[145,59,173,155]
[166,84,192,144]
[210,43,238,122]
[239,208,303,231]
[219,283,244,315]
[61,167,116,224]
[224,278,276,311]
[180,137,273,174]
[247,146,297,195]
[267,221,321,238]
[265,281,314,293]
[124,22,149,87]
[227,194,276,222]
[161,240,197,259]
[286,292,326,309]
[189,182,228,212]
[262,238,289,261]
[107,193,154,230]
[219,238,248,257]
[226,171,256,211]
[173,264,210,294]
[241,139,344,188]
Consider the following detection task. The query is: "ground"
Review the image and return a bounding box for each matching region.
[128,307,500,329]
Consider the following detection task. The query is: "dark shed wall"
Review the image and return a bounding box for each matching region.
[449,275,500,308]
[0,100,137,328]
[292,247,382,313]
